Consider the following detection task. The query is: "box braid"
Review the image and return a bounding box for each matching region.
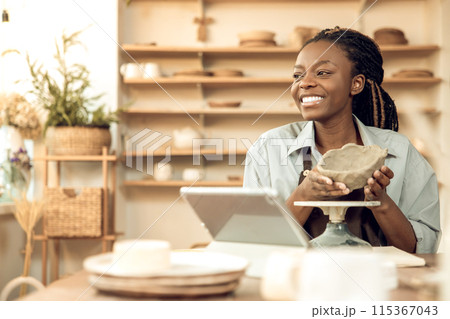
[302,27,399,131]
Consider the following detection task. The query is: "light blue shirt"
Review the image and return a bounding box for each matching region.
[243,116,441,253]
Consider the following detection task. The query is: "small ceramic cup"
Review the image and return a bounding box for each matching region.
[182,168,205,181]
[153,163,173,181]
[143,63,161,78]
[120,63,143,79]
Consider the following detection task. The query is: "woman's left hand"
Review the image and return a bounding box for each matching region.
[364,165,394,208]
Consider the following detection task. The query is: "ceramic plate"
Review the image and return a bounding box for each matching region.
[88,275,240,297]
[83,250,249,279]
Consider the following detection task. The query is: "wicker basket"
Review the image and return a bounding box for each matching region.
[44,188,103,238]
[46,127,111,155]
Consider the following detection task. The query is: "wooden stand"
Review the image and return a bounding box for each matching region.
[34,147,118,285]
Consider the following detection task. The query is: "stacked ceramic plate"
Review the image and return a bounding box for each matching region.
[208,101,241,108]
[211,69,244,77]
[83,251,248,297]
[173,69,213,77]
[238,30,277,47]
[392,69,433,78]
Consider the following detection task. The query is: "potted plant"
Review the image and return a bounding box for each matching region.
[26,29,117,155]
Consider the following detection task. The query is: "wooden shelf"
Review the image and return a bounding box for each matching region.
[34,154,117,162]
[123,77,293,86]
[380,44,439,56]
[397,107,441,116]
[129,0,364,4]
[34,233,122,241]
[124,148,248,157]
[123,180,243,187]
[121,108,300,115]
[121,44,439,57]
[124,76,441,87]
[383,77,441,85]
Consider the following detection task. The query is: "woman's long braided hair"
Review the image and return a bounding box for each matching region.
[302,27,399,131]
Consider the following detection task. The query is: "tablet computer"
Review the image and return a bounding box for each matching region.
[180,187,310,247]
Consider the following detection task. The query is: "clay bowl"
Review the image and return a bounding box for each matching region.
[239,40,277,47]
[208,101,241,108]
[238,30,275,42]
[317,143,388,192]
[173,69,213,77]
[374,28,408,45]
[211,69,244,77]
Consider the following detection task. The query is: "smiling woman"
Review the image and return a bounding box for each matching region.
[243,27,440,254]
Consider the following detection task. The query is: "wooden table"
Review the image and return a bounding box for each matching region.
[20,254,439,301]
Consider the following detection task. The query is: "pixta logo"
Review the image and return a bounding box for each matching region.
[125,129,171,175]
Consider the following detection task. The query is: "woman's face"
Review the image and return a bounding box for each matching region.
[291,40,363,123]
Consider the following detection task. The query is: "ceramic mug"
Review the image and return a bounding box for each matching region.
[182,168,205,181]
[173,127,202,149]
[143,63,161,78]
[261,249,397,301]
[153,163,173,181]
[297,249,390,300]
[120,63,143,79]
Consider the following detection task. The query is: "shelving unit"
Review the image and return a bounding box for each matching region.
[123,76,441,86]
[118,0,444,248]
[122,108,301,115]
[123,148,247,157]
[122,44,439,56]
[34,147,118,285]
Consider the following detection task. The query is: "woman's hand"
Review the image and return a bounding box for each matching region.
[364,165,394,209]
[296,167,350,201]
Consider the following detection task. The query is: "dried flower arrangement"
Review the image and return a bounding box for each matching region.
[1,148,32,199]
[13,192,44,296]
[0,92,42,140]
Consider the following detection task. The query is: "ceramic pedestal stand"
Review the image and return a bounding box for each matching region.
[293,201,380,248]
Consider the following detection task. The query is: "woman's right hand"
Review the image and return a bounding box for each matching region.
[294,167,350,201]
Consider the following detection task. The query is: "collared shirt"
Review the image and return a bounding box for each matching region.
[243,116,441,253]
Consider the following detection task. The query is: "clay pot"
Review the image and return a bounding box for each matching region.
[317,143,388,192]
[238,30,275,42]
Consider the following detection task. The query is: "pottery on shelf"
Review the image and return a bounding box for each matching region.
[238,30,277,47]
[288,26,320,48]
[208,101,241,108]
[374,28,408,45]
[173,127,202,149]
[238,30,275,42]
[182,168,205,181]
[211,69,244,77]
[392,69,433,78]
[153,163,173,181]
[317,143,388,192]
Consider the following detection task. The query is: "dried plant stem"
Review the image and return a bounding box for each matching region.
[19,233,33,297]
[13,192,44,297]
